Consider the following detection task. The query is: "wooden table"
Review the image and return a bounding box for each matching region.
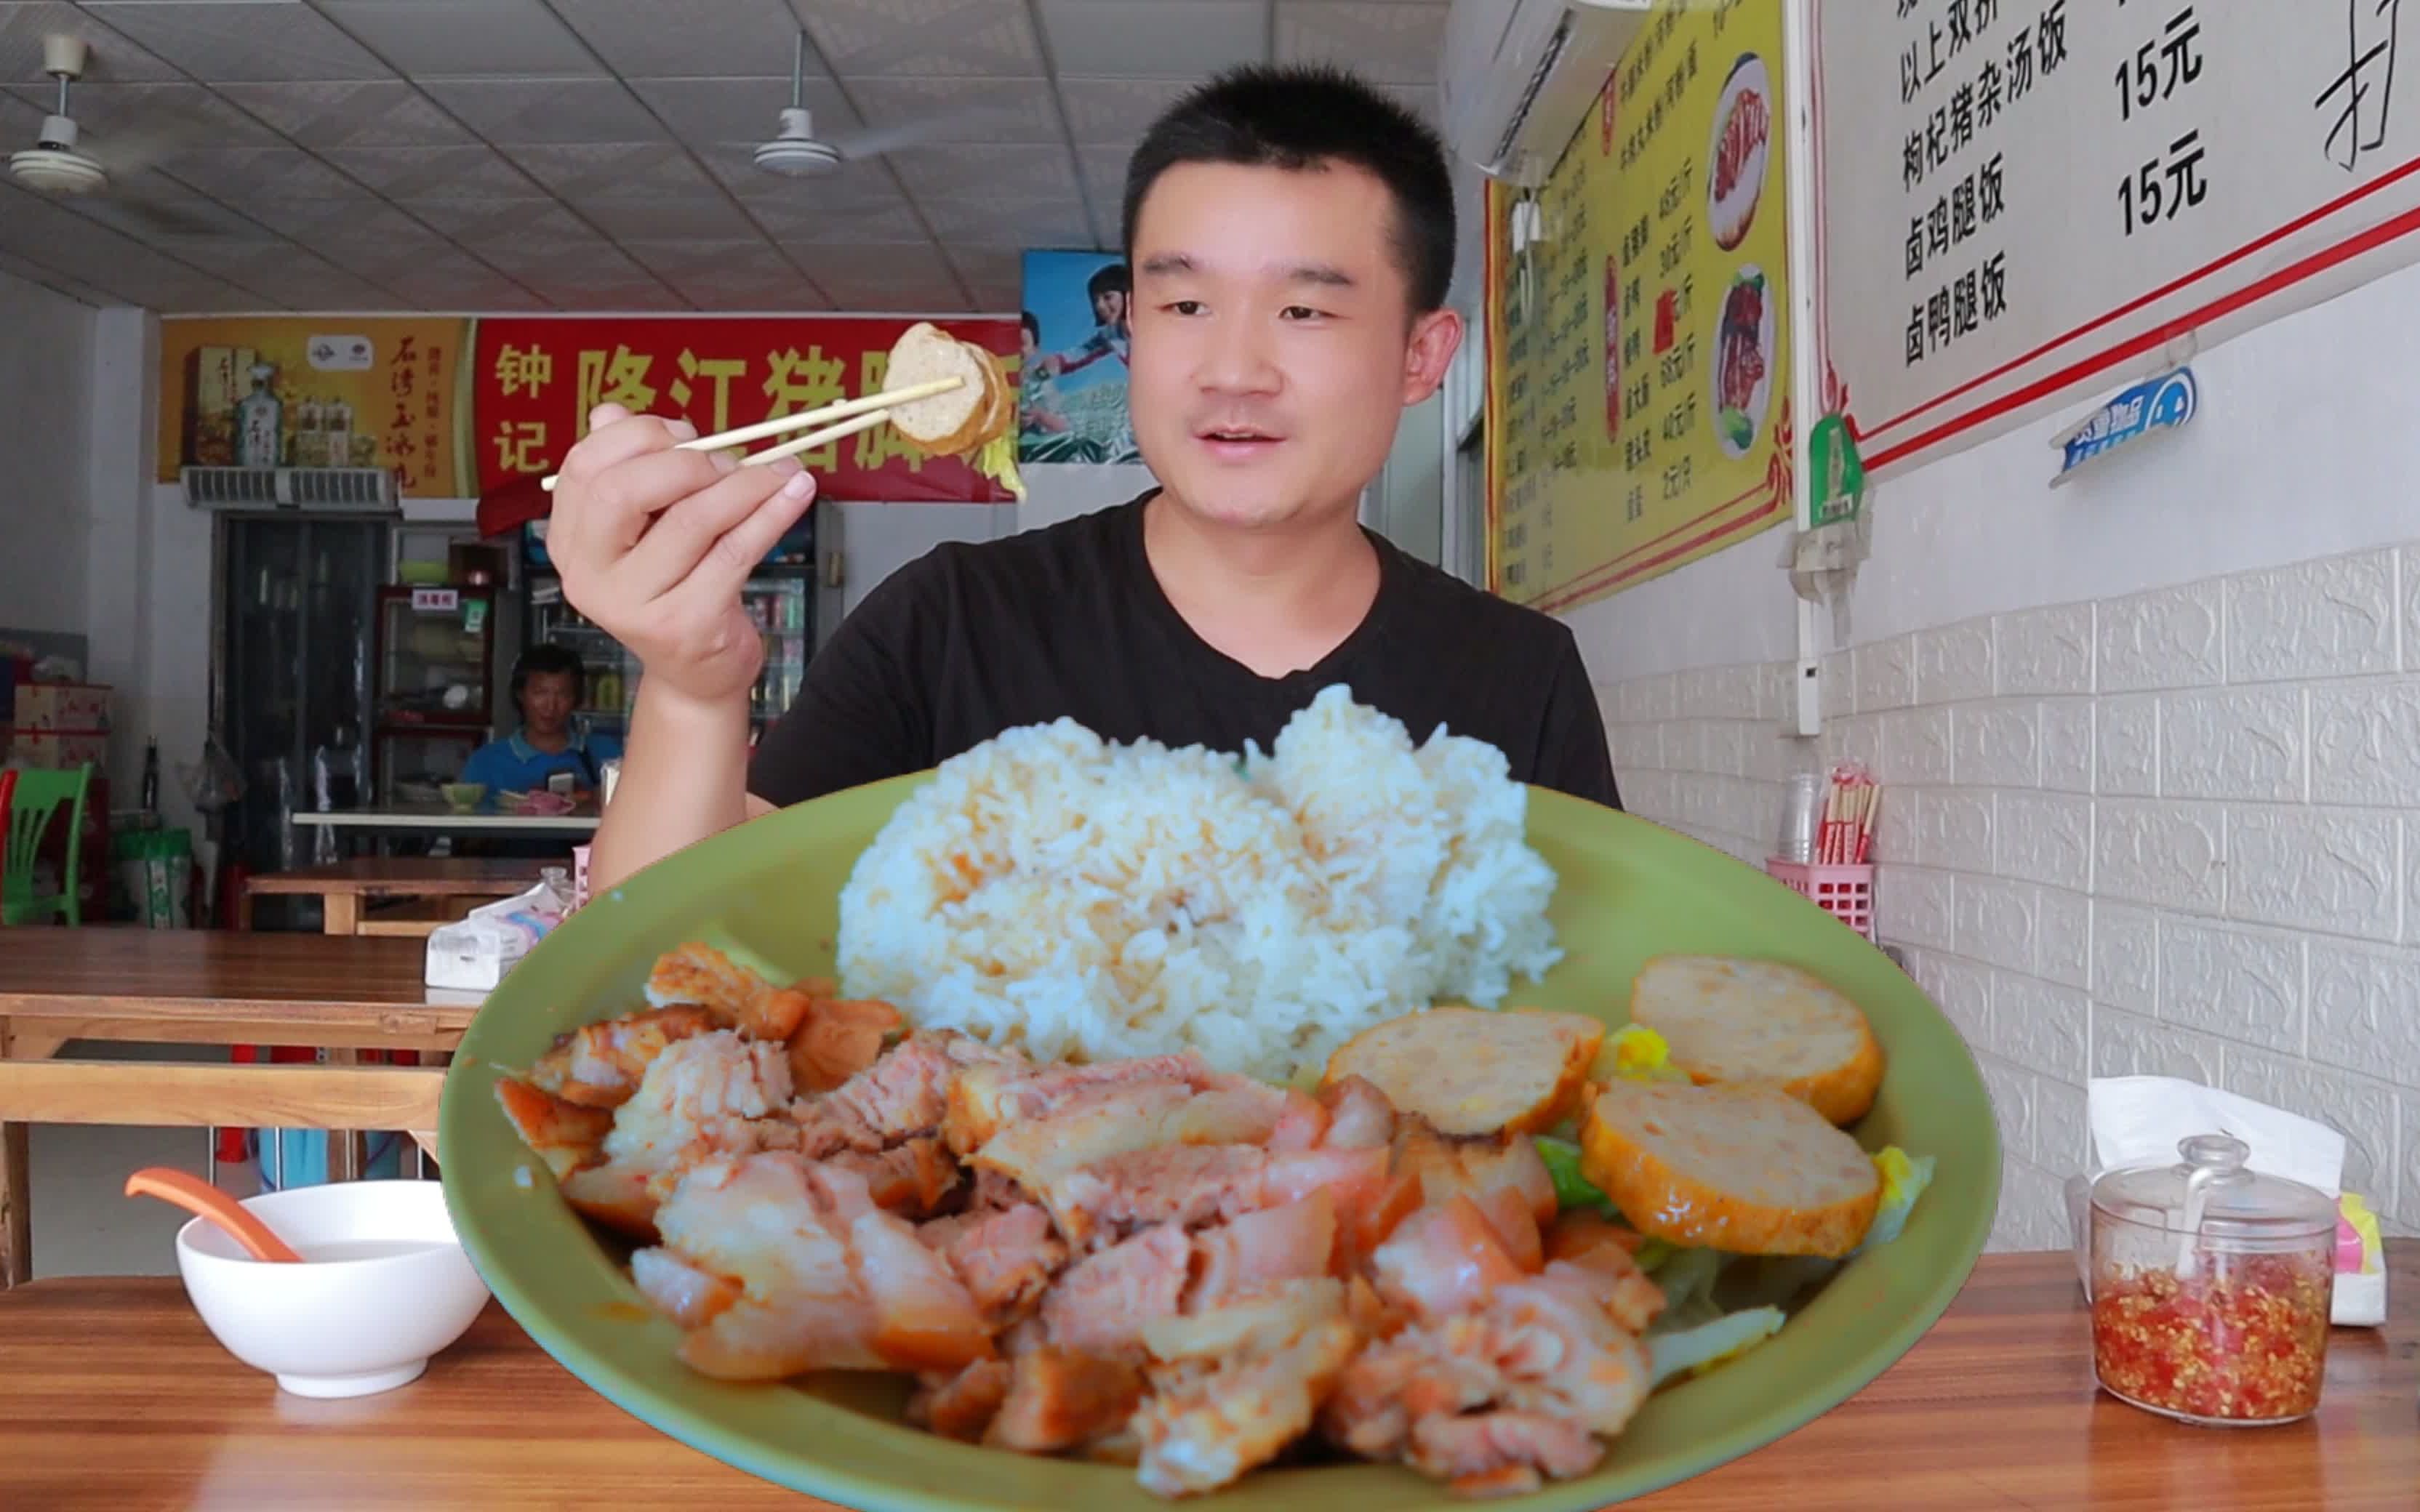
[0,1249,2407,1509]
[0,929,480,1287]
[292,805,600,839]
[242,856,540,935]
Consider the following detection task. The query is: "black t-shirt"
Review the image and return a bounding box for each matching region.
[749,494,1620,811]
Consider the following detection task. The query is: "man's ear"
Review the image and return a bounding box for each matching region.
[1401,307,1463,406]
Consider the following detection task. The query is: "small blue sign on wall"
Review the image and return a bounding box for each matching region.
[2051,367,2198,487]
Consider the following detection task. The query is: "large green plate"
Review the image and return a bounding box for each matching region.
[441,778,1998,1510]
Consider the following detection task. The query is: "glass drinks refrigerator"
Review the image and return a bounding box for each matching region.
[371,584,499,803]
[520,517,814,741]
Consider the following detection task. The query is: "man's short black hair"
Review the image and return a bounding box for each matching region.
[512,642,586,704]
[1020,309,1041,342]
[1123,65,1455,314]
[1086,262,1131,302]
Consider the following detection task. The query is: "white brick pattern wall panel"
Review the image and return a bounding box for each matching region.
[1632,673,1677,723]
[2408,818,2420,947]
[1905,946,1995,1048]
[1828,713,1884,779]
[2160,919,2306,1053]
[2306,940,2420,1079]
[2037,885,2092,989]
[1880,865,1958,951]
[1918,787,1994,872]
[2039,699,2095,794]
[1993,1158,2070,1252]
[2309,676,2420,805]
[1675,667,1721,719]
[2403,1092,2420,1229]
[2095,800,2225,912]
[2093,1003,2224,1085]
[2091,901,2158,1013]
[1662,720,1707,775]
[1701,719,1747,779]
[2219,1046,2400,1220]
[1955,876,2039,973]
[1916,618,1996,704]
[1882,707,1955,787]
[2227,805,2400,942]
[2405,547,2420,672]
[2096,695,2160,797]
[1997,790,2094,891]
[1744,731,1795,784]
[2099,578,2225,693]
[2034,1075,2091,1172]
[1854,633,1917,712]
[1875,784,1920,868]
[1995,602,2095,696]
[1955,701,2041,787]
[1821,652,1851,719]
[2160,687,2307,801]
[1978,1054,2038,1161]
[1992,970,2089,1083]
[2225,550,2397,684]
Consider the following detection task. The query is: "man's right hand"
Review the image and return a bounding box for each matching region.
[546,402,817,708]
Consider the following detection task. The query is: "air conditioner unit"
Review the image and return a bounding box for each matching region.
[180,466,398,512]
[1441,0,1652,187]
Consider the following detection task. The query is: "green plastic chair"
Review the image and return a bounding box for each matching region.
[2,763,92,926]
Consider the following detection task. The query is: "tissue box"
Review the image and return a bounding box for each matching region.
[423,875,572,991]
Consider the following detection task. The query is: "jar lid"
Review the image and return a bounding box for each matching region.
[2089,1133,2336,1242]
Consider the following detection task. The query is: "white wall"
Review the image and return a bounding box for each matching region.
[0,270,98,640]
[1568,259,2420,1252]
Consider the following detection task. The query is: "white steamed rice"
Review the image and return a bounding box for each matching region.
[835,685,1560,1082]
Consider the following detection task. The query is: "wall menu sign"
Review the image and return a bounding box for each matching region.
[1816,0,2420,476]
[1486,0,1794,614]
[472,315,1019,504]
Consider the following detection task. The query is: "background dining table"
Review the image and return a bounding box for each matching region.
[0,928,476,1287]
[240,856,544,934]
[0,1247,2408,1509]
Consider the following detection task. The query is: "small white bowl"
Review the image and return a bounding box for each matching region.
[175,1179,492,1399]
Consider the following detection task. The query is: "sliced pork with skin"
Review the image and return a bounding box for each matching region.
[1186,1192,1339,1312]
[1317,1075,1399,1150]
[945,1053,1229,1153]
[926,1202,1068,1324]
[1369,1195,1531,1324]
[908,1358,1014,1442]
[1038,1224,1192,1358]
[828,1032,1028,1146]
[972,1078,1292,1207]
[630,1245,740,1330]
[646,1154,991,1380]
[1048,1143,1395,1247]
[1134,1280,1363,1499]
[528,1005,721,1109]
[985,1348,1147,1453]
[1393,1122,1558,1271]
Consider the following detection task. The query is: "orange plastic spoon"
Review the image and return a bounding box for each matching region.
[125,1167,303,1263]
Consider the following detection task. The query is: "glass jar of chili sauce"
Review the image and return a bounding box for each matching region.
[2088,1134,2336,1425]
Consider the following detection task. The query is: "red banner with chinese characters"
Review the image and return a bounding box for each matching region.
[471,316,1019,509]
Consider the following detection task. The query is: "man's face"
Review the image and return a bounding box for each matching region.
[521,670,576,736]
[1127,159,1459,534]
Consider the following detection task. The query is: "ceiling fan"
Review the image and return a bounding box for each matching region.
[9,33,241,236]
[752,29,994,179]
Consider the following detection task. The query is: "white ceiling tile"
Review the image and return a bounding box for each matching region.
[1078,143,1129,209]
[1038,1,1264,78]
[617,238,790,280]
[420,78,667,144]
[1274,1,1446,86]
[888,141,1076,200]
[805,0,1042,78]
[406,196,582,243]
[919,196,1093,246]
[944,242,1022,289]
[524,276,689,311]
[755,198,926,244]
[627,76,856,148]
[217,81,476,147]
[0,4,178,84]
[1054,77,1190,145]
[847,76,1059,147]
[249,196,446,243]
[81,2,392,82]
[680,276,828,313]
[800,240,953,282]
[154,146,361,200]
[315,0,604,78]
[554,0,809,81]
[382,263,546,310]
[0,246,113,306]
[481,238,649,283]
[321,144,536,198]
[509,142,718,200]
[569,193,761,240]
[6,80,287,149]
[73,192,279,243]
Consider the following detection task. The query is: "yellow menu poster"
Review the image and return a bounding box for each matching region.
[157,316,472,498]
[1486,0,1792,612]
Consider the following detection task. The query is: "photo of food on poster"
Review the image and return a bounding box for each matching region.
[156,316,472,498]
[1019,249,1142,466]
[1486,0,1792,614]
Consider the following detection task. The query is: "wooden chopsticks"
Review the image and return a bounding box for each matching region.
[536,374,965,493]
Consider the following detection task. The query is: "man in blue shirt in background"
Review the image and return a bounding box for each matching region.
[461,643,621,800]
